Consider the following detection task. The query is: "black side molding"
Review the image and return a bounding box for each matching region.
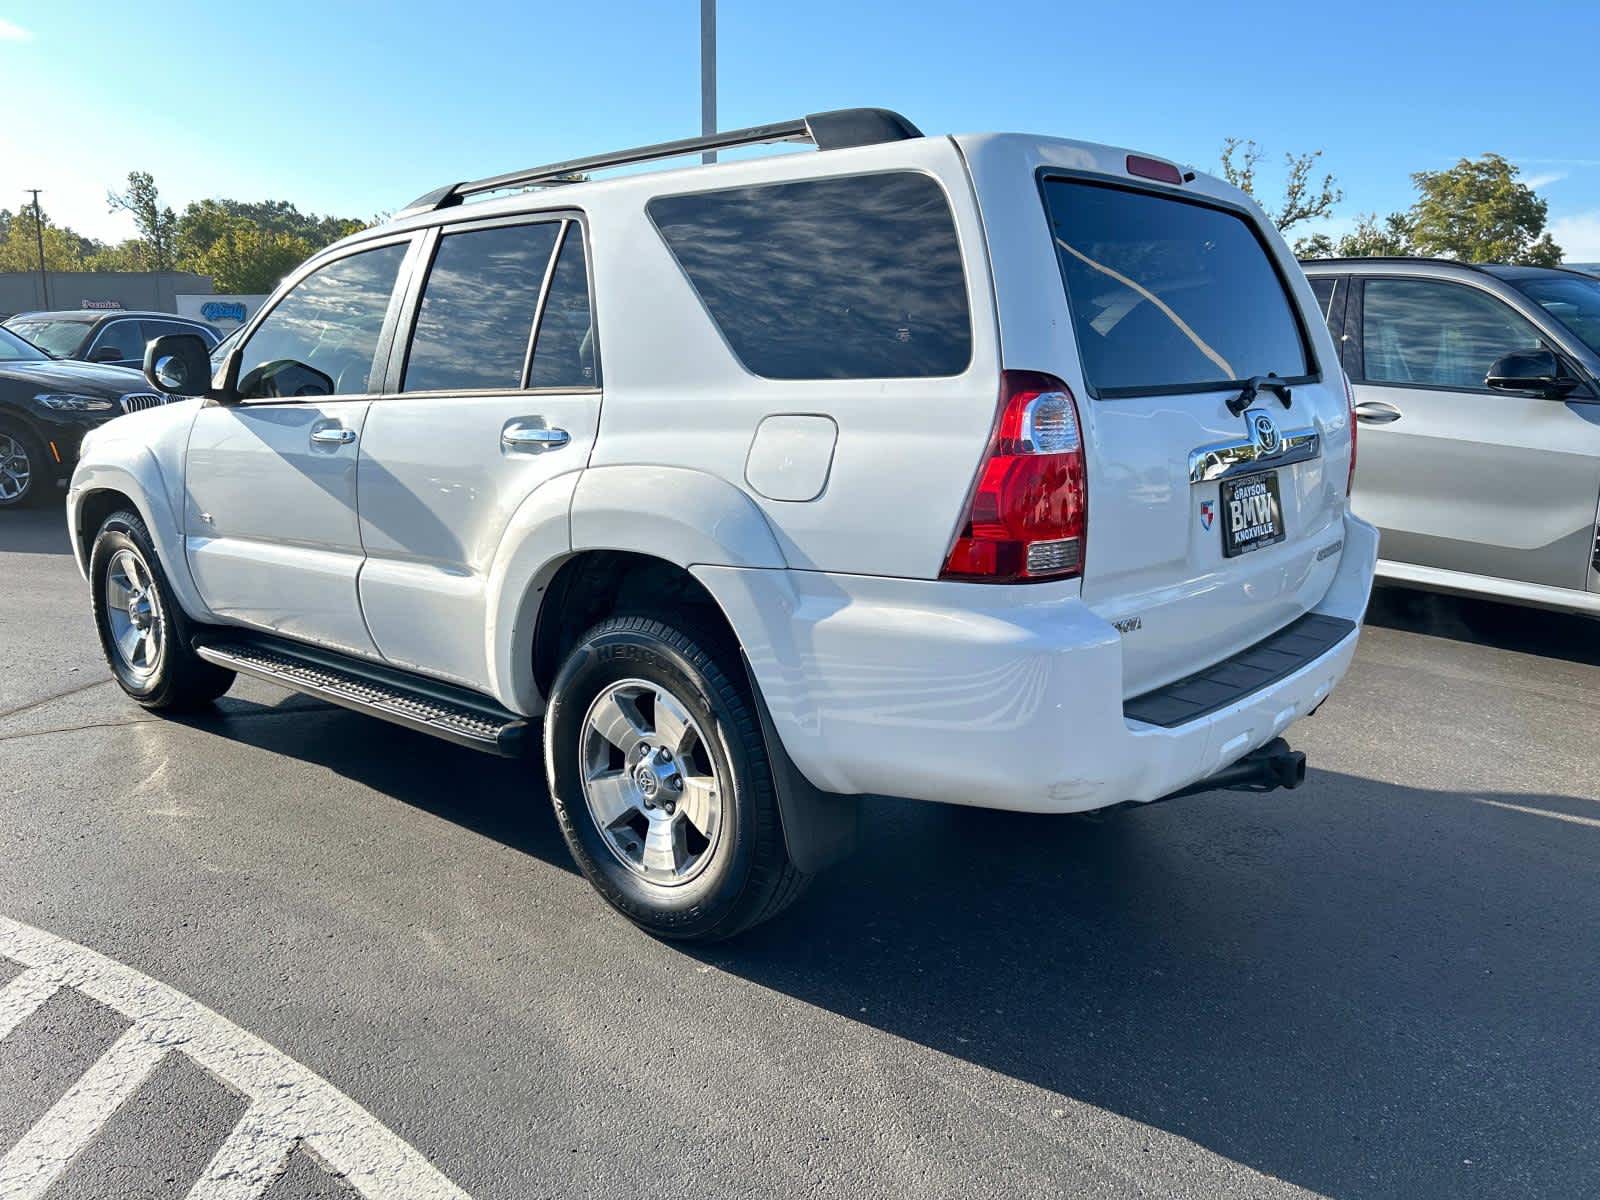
[1124,613,1357,728]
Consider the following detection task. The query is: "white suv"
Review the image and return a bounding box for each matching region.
[68,108,1376,939]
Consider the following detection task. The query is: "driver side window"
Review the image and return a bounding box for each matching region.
[237,242,407,400]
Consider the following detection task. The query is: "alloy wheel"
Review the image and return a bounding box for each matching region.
[0,433,32,503]
[104,548,165,683]
[579,679,726,885]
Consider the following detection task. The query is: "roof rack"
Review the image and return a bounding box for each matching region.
[396,107,923,219]
[1298,255,1591,279]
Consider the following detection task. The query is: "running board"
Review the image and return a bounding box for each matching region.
[193,635,533,757]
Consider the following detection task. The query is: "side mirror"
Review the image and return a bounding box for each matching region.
[89,344,125,364]
[143,333,215,398]
[1486,348,1579,399]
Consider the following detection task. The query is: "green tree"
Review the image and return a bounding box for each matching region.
[0,205,89,273]
[107,171,179,271]
[174,196,367,288]
[1406,153,1562,266]
[1220,138,1343,252]
[83,240,149,272]
[187,219,314,293]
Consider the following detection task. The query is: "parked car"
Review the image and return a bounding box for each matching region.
[0,325,164,508]
[4,310,220,371]
[69,108,1374,938]
[1302,258,1600,616]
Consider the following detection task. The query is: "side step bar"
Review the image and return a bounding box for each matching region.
[193,635,533,757]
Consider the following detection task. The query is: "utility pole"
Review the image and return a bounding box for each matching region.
[700,0,716,164]
[26,189,50,310]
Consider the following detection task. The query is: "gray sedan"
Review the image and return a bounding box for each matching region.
[1302,258,1600,616]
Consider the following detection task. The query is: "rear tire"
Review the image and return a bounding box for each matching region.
[545,615,808,941]
[89,509,235,710]
[0,422,46,509]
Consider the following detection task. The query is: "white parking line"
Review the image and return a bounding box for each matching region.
[0,1025,167,1199]
[0,916,473,1200]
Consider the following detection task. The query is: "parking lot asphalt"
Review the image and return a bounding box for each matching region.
[2,503,1598,1199]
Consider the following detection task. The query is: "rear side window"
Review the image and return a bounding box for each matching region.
[649,172,971,380]
[1043,179,1311,396]
[404,223,561,392]
[528,228,596,389]
[1309,276,1338,320]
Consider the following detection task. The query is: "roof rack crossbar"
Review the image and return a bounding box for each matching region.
[397,107,922,218]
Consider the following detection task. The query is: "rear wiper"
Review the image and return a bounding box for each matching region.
[1226,374,1292,416]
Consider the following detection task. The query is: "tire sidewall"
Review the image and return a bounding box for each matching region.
[89,513,173,701]
[546,623,761,937]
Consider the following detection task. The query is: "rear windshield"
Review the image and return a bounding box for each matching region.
[649,172,971,380]
[1042,178,1311,397]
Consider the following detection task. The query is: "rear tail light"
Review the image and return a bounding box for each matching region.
[1342,370,1357,496]
[940,371,1087,583]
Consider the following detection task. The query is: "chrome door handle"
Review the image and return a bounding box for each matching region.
[501,424,571,452]
[1354,400,1402,425]
[311,427,357,445]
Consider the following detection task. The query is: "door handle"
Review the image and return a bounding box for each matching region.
[310,427,358,445]
[501,423,571,452]
[1354,400,1402,425]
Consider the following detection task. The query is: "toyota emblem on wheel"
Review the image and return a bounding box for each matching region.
[1249,410,1283,457]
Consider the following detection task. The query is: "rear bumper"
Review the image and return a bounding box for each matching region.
[696,511,1378,814]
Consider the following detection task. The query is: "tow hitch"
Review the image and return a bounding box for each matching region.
[1158,737,1307,802]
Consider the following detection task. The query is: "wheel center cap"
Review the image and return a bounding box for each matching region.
[129,596,152,630]
[634,763,661,800]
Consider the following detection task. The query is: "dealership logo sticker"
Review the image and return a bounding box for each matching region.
[1200,500,1215,531]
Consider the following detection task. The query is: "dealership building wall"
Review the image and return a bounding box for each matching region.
[0,271,213,317]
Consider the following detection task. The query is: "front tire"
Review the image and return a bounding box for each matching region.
[89,509,235,710]
[545,615,808,941]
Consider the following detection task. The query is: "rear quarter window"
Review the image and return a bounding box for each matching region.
[648,171,972,380]
[1043,178,1313,397]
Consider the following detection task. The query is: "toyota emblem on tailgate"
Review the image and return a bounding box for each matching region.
[1248,410,1282,457]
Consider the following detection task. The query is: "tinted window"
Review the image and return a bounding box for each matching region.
[528,228,596,389]
[649,172,971,380]
[1512,274,1600,357]
[404,223,560,392]
[1309,276,1338,319]
[238,243,406,400]
[1043,179,1311,395]
[1362,279,1543,390]
[89,320,144,362]
[143,319,216,347]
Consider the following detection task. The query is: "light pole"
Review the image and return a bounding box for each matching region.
[26,189,49,310]
[700,0,716,164]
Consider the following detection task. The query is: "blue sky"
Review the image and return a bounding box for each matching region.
[3,0,1599,257]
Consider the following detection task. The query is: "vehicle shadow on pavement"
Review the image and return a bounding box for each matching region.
[1366,583,1600,668]
[178,696,579,872]
[0,506,74,556]
[699,774,1600,1200]
[182,695,1599,1199]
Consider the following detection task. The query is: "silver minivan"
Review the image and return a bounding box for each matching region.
[1303,258,1600,616]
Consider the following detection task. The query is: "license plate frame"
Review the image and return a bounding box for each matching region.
[1220,471,1286,557]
